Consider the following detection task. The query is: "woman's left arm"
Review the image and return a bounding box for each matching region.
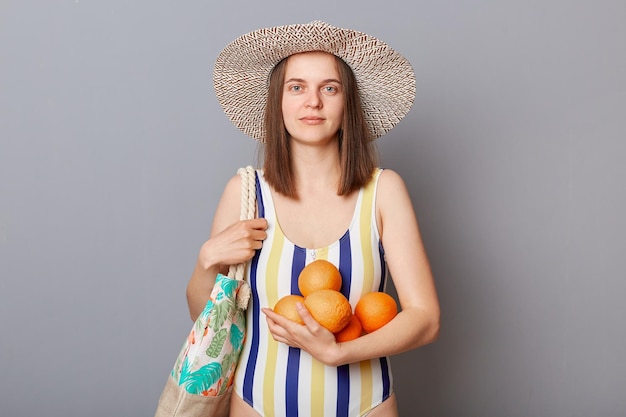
[263,169,440,366]
[372,168,440,348]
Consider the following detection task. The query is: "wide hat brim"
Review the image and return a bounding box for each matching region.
[213,21,416,142]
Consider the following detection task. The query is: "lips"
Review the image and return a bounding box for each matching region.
[300,116,325,125]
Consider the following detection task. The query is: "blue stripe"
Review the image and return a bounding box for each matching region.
[285,347,301,417]
[255,172,265,218]
[292,246,306,295]
[377,241,386,292]
[380,356,391,399]
[336,364,350,417]
[242,172,264,404]
[286,246,306,413]
[242,238,261,403]
[338,231,352,297]
[336,233,352,416]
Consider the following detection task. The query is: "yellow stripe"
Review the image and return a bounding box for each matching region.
[308,243,330,414]
[358,171,378,414]
[359,170,378,293]
[359,360,373,414]
[263,223,284,416]
[316,246,329,261]
[310,358,325,416]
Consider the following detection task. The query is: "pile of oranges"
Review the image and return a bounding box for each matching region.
[273,260,398,342]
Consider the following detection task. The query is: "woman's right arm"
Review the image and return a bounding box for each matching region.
[186,174,267,321]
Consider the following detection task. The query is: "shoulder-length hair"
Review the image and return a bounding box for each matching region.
[262,53,378,199]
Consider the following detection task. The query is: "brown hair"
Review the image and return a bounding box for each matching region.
[262,54,378,199]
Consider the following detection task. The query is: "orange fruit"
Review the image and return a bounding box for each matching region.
[298,259,342,297]
[334,314,362,342]
[273,295,305,325]
[303,289,352,333]
[355,292,398,333]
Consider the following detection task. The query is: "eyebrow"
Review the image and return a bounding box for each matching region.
[284,78,342,85]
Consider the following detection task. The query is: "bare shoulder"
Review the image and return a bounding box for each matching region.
[376,169,412,207]
[210,174,243,236]
[223,173,243,199]
[375,169,417,238]
[377,168,406,189]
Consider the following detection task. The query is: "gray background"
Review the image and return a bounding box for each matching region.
[1,1,625,416]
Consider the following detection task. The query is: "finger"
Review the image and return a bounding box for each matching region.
[250,229,267,241]
[263,308,307,343]
[263,311,296,345]
[243,238,263,252]
[262,308,279,322]
[264,317,281,337]
[296,302,323,333]
[263,308,295,328]
[247,218,269,230]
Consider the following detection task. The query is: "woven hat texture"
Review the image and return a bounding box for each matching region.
[213,21,416,142]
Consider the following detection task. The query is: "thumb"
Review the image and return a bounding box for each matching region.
[296,302,320,330]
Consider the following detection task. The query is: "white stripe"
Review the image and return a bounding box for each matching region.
[273,343,289,417]
[298,352,313,414]
[349,363,363,415]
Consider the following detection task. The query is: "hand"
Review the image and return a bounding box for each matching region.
[198,218,268,270]
[262,302,341,366]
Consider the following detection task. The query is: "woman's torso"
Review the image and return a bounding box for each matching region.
[233,169,393,417]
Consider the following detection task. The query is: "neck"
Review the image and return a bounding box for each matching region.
[290,138,341,193]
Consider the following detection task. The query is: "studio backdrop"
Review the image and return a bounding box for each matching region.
[1,1,625,416]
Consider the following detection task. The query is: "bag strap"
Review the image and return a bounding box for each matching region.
[229,166,256,309]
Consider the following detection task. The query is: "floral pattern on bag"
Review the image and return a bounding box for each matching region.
[171,273,247,396]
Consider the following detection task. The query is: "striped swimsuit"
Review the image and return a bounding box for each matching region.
[233,169,393,417]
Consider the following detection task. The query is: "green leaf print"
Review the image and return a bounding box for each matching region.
[206,328,227,358]
[208,300,233,331]
[181,362,222,395]
[218,351,241,395]
[220,352,234,378]
[178,356,192,385]
[195,300,214,333]
[235,309,246,327]
[229,322,244,351]
[219,276,239,298]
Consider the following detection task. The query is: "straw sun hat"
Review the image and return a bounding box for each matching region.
[213,20,416,142]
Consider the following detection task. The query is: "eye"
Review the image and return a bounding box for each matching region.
[323,85,339,94]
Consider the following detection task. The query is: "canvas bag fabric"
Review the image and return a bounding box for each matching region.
[155,167,257,417]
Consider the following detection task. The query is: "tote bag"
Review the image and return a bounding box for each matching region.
[155,166,256,417]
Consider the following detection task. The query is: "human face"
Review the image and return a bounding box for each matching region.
[281,52,344,146]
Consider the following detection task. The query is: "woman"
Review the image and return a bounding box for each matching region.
[186,21,440,417]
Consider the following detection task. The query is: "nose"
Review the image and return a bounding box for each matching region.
[305,91,322,108]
